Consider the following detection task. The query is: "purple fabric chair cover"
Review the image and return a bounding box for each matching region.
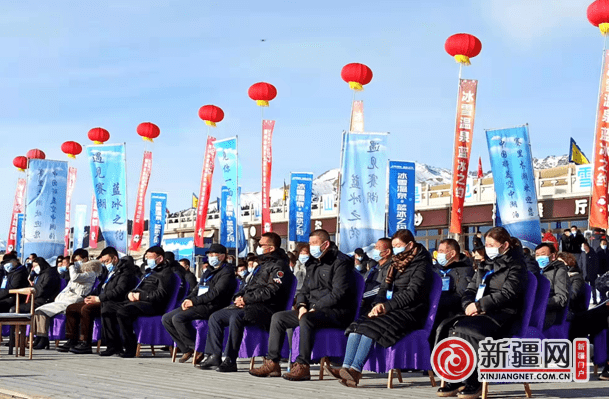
[191,320,230,353]
[594,329,608,366]
[509,271,538,339]
[134,273,181,346]
[362,272,441,372]
[544,283,591,340]
[49,313,66,340]
[238,274,298,359]
[290,271,366,363]
[523,274,550,340]
[92,317,102,342]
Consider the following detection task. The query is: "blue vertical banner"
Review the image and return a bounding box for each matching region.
[86,144,128,254]
[16,213,24,256]
[289,172,313,243]
[339,132,389,253]
[214,137,241,199]
[486,125,541,249]
[149,192,167,247]
[72,204,87,250]
[24,159,68,261]
[387,161,416,237]
[220,186,247,254]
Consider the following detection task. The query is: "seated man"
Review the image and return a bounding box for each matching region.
[162,244,237,364]
[179,258,198,290]
[100,246,174,357]
[250,229,356,381]
[534,243,570,330]
[198,232,292,372]
[60,247,138,354]
[0,254,30,312]
[360,238,392,316]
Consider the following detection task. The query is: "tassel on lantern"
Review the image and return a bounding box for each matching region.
[18,168,24,172]
[454,54,471,66]
[67,154,76,159]
[256,100,270,107]
[348,81,364,91]
[142,137,154,142]
[204,120,217,127]
[94,140,102,144]
[601,22,609,35]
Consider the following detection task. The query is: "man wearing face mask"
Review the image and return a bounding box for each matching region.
[353,248,374,276]
[165,251,194,301]
[100,246,174,357]
[61,247,138,355]
[250,229,356,381]
[534,243,570,329]
[163,244,237,364]
[597,238,609,278]
[0,254,30,313]
[199,233,292,372]
[57,256,70,283]
[359,238,392,316]
[179,258,198,291]
[579,241,600,305]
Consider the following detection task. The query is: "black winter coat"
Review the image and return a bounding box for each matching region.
[596,247,609,276]
[561,234,573,253]
[523,254,540,275]
[237,248,293,327]
[580,250,599,283]
[567,268,587,321]
[296,244,356,326]
[346,244,433,348]
[132,260,175,314]
[436,255,475,314]
[0,264,29,301]
[463,247,527,327]
[99,257,139,307]
[541,260,570,312]
[187,262,237,312]
[33,266,61,307]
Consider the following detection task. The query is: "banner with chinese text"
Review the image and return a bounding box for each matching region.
[387,161,415,237]
[72,204,87,250]
[63,167,77,256]
[6,178,26,253]
[86,144,128,254]
[590,49,609,228]
[289,172,313,243]
[130,150,152,251]
[149,192,167,247]
[262,120,275,233]
[339,132,388,254]
[486,126,541,249]
[24,159,68,261]
[16,213,24,256]
[194,136,216,247]
[450,79,478,235]
[89,195,99,249]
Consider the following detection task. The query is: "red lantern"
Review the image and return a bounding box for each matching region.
[88,127,110,144]
[341,63,373,91]
[445,33,482,66]
[198,105,225,127]
[61,141,83,159]
[248,82,277,107]
[137,122,160,142]
[26,149,45,160]
[13,156,27,172]
[588,0,609,35]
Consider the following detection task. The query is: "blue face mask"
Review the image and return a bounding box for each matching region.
[106,262,115,273]
[437,253,449,267]
[536,256,550,269]
[355,264,364,271]
[393,247,406,256]
[4,263,13,273]
[58,266,67,273]
[310,245,323,259]
[238,270,247,278]
[74,261,82,269]
[146,258,158,269]
[298,254,310,264]
[369,248,382,262]
[208,256,220,267]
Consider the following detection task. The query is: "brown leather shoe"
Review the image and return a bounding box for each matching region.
[323,363,344,380]
[339,368,362,387]
[249,358,282,377]
[193,352,205,366]
[179,350,194,363]
[282,362,311,381]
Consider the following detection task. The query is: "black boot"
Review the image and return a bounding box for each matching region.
[33,336,50,350]
[198,354,222,370]
[57,339,79,353]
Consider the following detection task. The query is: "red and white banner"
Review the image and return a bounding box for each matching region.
[63,167,77,256]
[262,120,275,234]
[194,136,217,247]
[449,79,478,235]
[6,178,26,253]
[350,100,364,132]
[129,151,153,251]
[591,49,609,229]
[90,194,99,249]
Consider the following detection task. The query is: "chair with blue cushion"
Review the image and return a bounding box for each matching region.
[544,283,591,340]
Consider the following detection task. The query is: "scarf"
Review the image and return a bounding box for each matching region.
[385,243,420,285]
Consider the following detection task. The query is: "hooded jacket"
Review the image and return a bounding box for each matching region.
[32,258,61,307]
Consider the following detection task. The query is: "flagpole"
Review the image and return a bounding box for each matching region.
[235,135,240,260]
[336,131,347,248]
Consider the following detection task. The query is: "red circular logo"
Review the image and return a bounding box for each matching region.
[431,337,477,383]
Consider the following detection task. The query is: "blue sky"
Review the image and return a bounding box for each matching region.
[0,0,601,240]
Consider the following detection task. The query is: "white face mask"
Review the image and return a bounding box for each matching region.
[256,246,265,256]
[602,244,607,250]
[486,246,500,260]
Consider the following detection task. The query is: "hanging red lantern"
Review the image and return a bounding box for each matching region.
[88,127,110,144]
[341,63,373,91]
[137,122,160,142]
[26,149,45,160]
[61,141,83,159]
[13,156,27,172]
[198,105,225,127]
[588,0,609,35]
[445,33,482,66]
[248,82,277,107]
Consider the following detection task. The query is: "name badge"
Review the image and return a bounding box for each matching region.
[386,290,393,300]
[0,277,7,289]
[441,277,451,292]
[475,284,486,301]
[198,286,209,296]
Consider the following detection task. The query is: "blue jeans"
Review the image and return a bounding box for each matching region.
[342,333,374,372]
